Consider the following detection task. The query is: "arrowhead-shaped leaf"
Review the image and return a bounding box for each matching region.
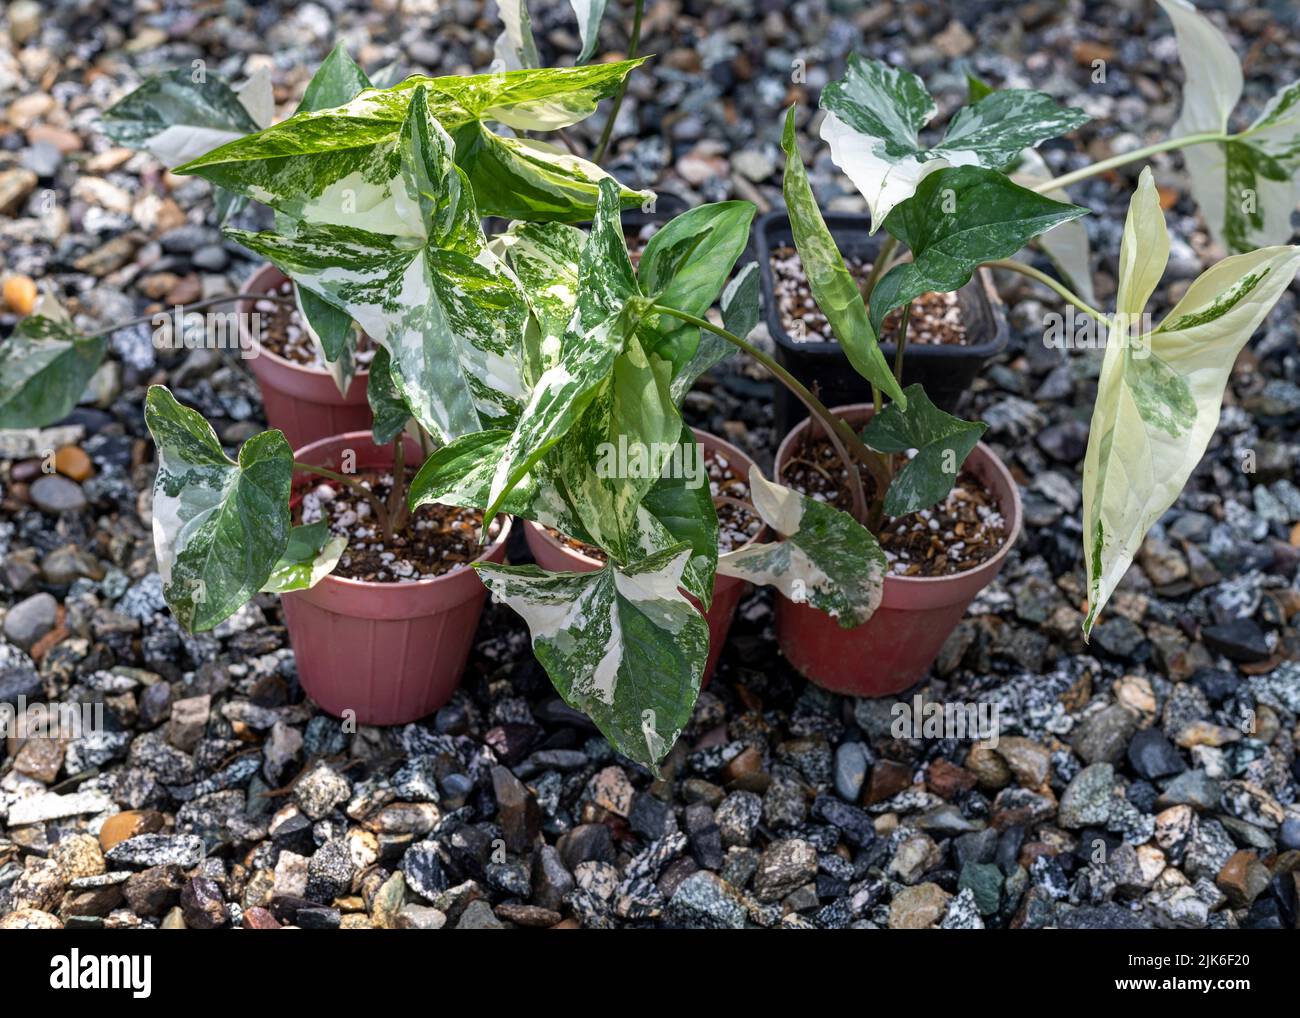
[101,67,261,168]
[175,60,647,220]
[1157,0,1300,253]
[716,468,886,629]
[478,545,709,768]
[297,42,373,114]
[227,86,528,445]
[781,107,905,407]
[144,386,293,632]
[1082,167,1300,636]
[819,53,1087,230]
[861,384,987,515]
[494,0,540,70]
[260,522,347,593]
[869,165,1089,330]
[0,298,107,429]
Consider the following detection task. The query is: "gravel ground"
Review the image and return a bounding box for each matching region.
[1,0,1298,930]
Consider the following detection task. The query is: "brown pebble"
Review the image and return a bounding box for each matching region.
[98,809,166,852]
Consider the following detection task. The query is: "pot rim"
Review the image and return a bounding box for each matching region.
[525,426,770,564]
[753,209,1008,359]
[292,429,510,592]
[238,262,371,381]
[775,402,1023,588]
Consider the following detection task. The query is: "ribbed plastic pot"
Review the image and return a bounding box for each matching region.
[282,431,510,725]
[774,404,1022,697]
[521,429,767,687]
[238,264,372,451]
[754,210,1008,435]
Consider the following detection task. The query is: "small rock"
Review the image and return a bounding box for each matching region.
[889,883,951,929]
[2,592,57,651]
[29,475,87,515]
[1059,763,1114,829]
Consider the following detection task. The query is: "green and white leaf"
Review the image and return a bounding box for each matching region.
[101,67,262,168]
[494,219,584,384]
[721,261,761,340]
[295,284,359,397]
[717,468,886,629]
[144,386,292,633]
[175,60,646,216]
[1081,167,1300,636]
[483,177,644,520]
[0,296,107,430]
[819,53,1088,230]
[366,347,413,445]
[781,107,905,407]
[227,86,528,445]
[494,0,540,71]
[636,200,755,399]
[869,164,1089,329]
[1157,0,1300,253]
[260,522,346,593]
[478,544,708,768]
[571,0,609,63]
[449,122,650,221]
[861,384,987,516]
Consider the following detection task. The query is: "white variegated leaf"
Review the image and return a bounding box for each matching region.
[1082,167,1300,635]
[819,54,1087,231]
[144,386,292,632]
[717,467,886,628]
[570,0,608,64]
[260,522,346,593]
[478,545,708,768]
[235,66,275,129]
[494,0,540,71]
[1012,148,1098,308]
[1157,0,1300,253]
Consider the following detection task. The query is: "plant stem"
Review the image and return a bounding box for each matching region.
[861,234,898,302]
[1029,131,1229,194]
[85,293,298,338]
[386,438,406,542]
[892,302,910,385]
[591,0,645,164]
[649,303,891,503]
[983,259,1107,321]
[293,460,389,534]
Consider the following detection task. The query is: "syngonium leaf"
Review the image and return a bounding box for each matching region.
[478,544,709,768]
[494,219,585,384]
[1157,0,1300,253]
[449,122,650,223]
[781,107,906,407]
[226,85,529,446]
[1011,148,1098,308]
[100,67,263,168]
[571,0,610,64]
[0,295,107,430]
[861,384,987,516]
[298,43,373,115]
[144,386,293,633]
[1081,167,1300,637]
[175,60,649,223]
[819,52,1089,231]
[868,165,1090,330]
[635,199,755,399]
[494,0,541,70]
[366,347,413,445]
[720,261,760,341]
[260,521,346,594]
[483,177,647,521]
[716,468,886,629]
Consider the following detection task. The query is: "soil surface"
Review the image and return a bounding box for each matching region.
[252,277,376,371]
[779,429,1007,577]
[771,245,969,346]
[298,471,494,582]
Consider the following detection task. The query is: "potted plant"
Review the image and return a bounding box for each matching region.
[5,0,1297,777]
[758,0,1300,422]
[99,44,652,449]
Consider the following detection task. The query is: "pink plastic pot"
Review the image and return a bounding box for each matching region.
[281,431,510,725]
[774,404,1022,697]
[238,264,372,451]
[522,429,767,687]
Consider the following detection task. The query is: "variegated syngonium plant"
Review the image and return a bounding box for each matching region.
[1081,166,1300,636]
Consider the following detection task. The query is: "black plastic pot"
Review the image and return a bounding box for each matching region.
[755,209,1008,433]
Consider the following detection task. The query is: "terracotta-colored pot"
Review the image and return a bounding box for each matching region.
[774,404,1022,697]
[238,264,371,450]
[522,429,767,686]
[282,431,509,725]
